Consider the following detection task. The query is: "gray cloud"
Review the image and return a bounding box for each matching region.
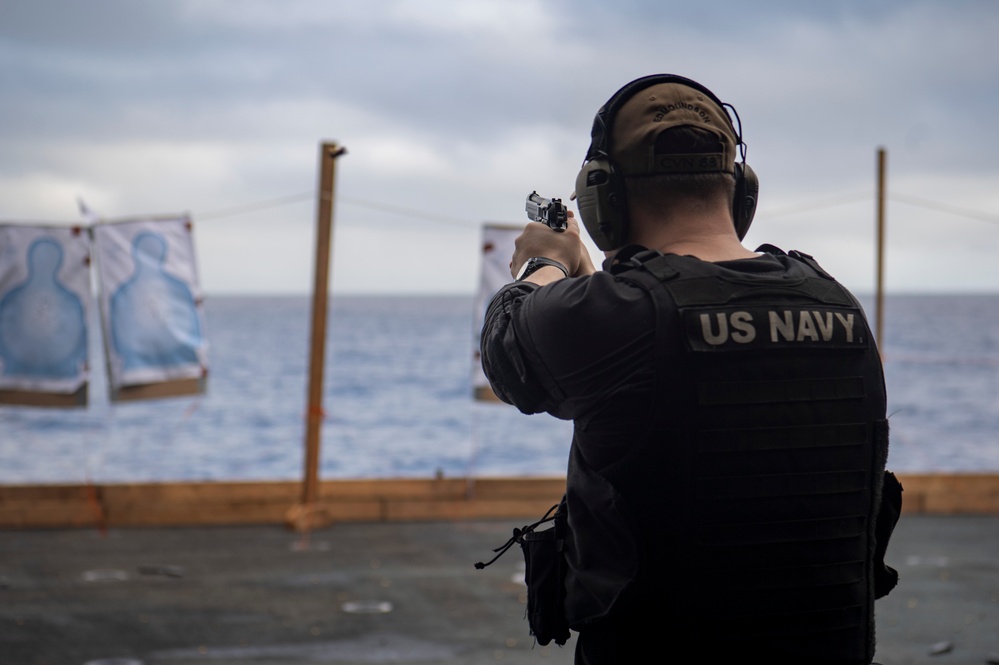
[1,0,997,293]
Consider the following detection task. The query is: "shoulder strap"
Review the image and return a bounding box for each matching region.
[757,243,836,282]
[608,247,677,280]
[787,250,835,281]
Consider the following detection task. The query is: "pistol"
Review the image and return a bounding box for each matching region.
[525,191,568,232]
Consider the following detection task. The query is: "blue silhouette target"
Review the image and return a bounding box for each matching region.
[94,218,207,391]
[0,236,88,384]
[110,232,201,372]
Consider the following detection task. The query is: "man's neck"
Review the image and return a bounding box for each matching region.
[628,207,759,263]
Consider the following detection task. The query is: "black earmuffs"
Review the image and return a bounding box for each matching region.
[575,74,759,250]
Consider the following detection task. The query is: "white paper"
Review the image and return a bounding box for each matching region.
[0,224,92,394]
[92,217,208,390]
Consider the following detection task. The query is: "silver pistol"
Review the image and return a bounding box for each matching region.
[525,191,568,232]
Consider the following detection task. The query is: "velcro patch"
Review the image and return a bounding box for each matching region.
[682,306,869,352]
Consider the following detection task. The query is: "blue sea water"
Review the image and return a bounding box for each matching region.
[0,294,997,484]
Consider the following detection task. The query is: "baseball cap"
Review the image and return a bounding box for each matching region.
[610,81,738,176]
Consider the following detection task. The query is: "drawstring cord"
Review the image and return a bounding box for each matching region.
[474,502,561,569]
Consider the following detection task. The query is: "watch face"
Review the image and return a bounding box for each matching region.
[515,258,537,281]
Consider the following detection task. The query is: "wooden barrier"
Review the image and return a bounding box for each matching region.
[0,477,567,529]
[0,474,995,529]
[895,473,999,515]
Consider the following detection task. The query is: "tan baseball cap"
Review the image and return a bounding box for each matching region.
[610,81,738,176]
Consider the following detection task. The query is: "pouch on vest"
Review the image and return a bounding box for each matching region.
[475,497,571,647]
[874,468,903,598]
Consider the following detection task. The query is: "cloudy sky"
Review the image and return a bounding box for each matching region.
[2,0,997,295]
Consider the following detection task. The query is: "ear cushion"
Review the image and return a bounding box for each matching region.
[575,159,628,251]
[733,162,759,240]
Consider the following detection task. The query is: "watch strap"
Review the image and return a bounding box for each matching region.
[516,257,569,281]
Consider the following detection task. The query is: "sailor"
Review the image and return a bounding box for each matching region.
[481,74,901,664]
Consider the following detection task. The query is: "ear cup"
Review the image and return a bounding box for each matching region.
[575,159,628,251]
[732,162,759,240]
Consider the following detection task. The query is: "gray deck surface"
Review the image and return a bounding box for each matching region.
[1,515,997,665]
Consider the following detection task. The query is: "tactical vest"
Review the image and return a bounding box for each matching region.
[564,248,890,664]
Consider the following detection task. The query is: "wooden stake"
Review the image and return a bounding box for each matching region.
[875,147,886,352]
[287,141,346,532]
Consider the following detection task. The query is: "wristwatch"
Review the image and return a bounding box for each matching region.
[516,257,569,281]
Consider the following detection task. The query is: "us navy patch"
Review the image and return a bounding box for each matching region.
[682,306,868,352]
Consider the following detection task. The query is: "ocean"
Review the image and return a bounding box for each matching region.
[0,294,997,484]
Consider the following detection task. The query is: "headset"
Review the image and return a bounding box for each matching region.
[574,74,759,251]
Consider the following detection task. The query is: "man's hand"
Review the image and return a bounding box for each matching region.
[510,210,596,284]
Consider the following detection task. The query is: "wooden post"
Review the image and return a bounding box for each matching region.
[875,147,886,352]
[286,141,347,532]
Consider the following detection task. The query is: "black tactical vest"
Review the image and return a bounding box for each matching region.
[564,248,890,664]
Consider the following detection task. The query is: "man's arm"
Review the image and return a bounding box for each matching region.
[479,281,551,414]
[480,210,655,420]
[479,211,593,413]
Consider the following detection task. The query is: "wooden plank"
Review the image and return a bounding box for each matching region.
[382,498,561,522]
[102,492,297,526]
[1,502,98,528]
[319,478,471,500]
[0,386,87,408]
[102,481,299,503]
[924,493,999,515]
[304,501,384,523]
[108,505,290,527]
[0,484,93,501]
[468,477,565,500]
[899,473,999,492]
[897,473,999,515]
[111,377,205,403]
[2,474,999,529]
[0,483,105,529]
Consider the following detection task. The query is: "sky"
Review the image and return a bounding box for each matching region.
[1,0,997,295]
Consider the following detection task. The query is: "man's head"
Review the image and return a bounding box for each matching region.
[574,74,758,251]
[619,125,738,232]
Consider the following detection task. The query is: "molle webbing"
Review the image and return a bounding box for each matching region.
[631,252,880,662]
[699,376,866,406]
[689,420,873,648]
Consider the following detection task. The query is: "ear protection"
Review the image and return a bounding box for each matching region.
[575,74,759,251]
